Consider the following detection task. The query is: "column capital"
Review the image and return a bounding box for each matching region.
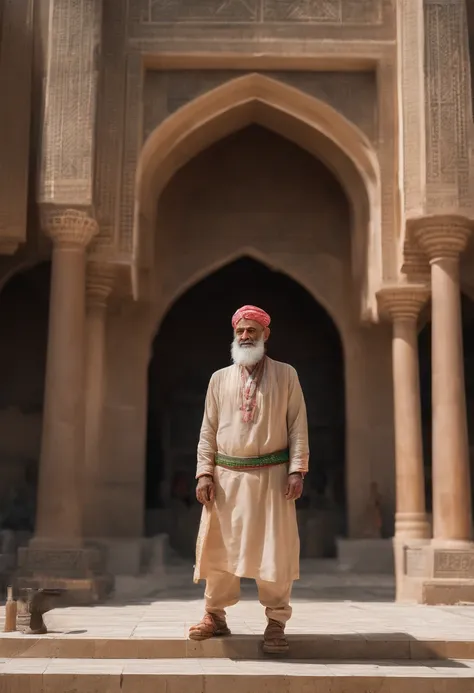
[86,262,116,309]
[402,242,431,284]
[409,215,474,263]
[41,209,99,249]
[377,284,430,322]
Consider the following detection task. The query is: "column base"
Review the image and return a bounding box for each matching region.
[16,543,113,605]
[400,540,474,604]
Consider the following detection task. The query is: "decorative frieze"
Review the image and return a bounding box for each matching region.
[433,550,474,580]
[119,54,143,254]
[424,0,473,214]
[132,0,383,25]
[93,0,128,250]
[38,0,102,209]
[397,0,425,218]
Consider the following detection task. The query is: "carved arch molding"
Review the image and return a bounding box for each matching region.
[134,73,383,318]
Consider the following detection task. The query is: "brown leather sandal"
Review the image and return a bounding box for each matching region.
[188,612,231,641]
[263,618,289,655]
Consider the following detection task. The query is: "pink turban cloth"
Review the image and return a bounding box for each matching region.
[232,305,271,329]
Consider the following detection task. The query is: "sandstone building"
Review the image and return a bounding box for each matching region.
[0,0,474,603]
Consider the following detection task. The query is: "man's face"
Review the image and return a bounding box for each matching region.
[234,319,267,347]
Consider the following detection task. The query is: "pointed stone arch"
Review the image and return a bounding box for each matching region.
[153,246,348,345]
[134,73,382,319]
[146,254,347,545]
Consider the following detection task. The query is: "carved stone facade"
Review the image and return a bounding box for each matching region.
[38,0,102,210]
[0,0,473,604]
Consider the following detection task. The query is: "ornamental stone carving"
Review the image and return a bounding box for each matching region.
[41,209,99,249]
[410,215,473,262]
[377,284,430,322]
[86,262,116,308]
[401,240,431,284]
[38,0,102,210]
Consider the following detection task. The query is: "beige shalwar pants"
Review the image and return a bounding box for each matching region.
[205,570,292,624]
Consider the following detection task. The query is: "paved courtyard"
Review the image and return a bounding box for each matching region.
[1,560,473,659]
[1,562,474,689]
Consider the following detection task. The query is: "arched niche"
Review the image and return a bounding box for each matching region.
[145,257,345,558]
[0,261,51,532]
[150,124,353,347]
[135,73,382,320]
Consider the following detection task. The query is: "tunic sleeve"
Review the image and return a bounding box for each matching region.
[196,374,219,479]
[287,367,310,475]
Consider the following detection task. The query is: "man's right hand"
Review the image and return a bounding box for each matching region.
[196,476,215,505]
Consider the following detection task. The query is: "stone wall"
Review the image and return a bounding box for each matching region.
[101,125,396,540]
[92,0,393,274]
[127,0,395,42]
[143,70,378,144]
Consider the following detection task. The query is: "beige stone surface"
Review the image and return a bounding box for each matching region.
[35,211,98,544]
[0,564,473,654]
[1,0,474,607]
[2,578,474,663]
[0,659,473,693]
[38,0,102,208]
[414,218,473,542]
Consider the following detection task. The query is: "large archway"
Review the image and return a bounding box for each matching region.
[146,257,345,558]
[0,262,51,532]
[134,73,382,319]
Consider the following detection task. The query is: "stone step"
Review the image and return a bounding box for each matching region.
[0,657,473,692]
[0,633,473,661]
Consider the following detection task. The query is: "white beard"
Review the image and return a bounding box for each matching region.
[231,337,265,368]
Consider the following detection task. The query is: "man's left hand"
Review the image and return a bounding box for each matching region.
[285,473,303,501]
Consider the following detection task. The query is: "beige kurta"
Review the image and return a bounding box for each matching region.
[194,357,309,584]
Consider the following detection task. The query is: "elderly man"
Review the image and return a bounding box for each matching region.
[189,305,309,654]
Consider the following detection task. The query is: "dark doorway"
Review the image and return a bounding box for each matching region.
[146,257,345,557]
[419,294,474,515]
[0,262,51,532]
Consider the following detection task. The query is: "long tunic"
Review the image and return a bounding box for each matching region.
[194,357,309,584]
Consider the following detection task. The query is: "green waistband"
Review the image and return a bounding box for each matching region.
[215,449,289,470]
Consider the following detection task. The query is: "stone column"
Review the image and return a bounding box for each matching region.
[415,218,473,542]
[83,262,115,537]
[378,285,430,541]
[34,209,98,545]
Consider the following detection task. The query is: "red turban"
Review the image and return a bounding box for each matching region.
[232,305,271,329]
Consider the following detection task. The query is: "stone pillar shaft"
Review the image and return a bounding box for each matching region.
[378,286,429,539]
[393,318,426,535]
[83,263,115,537]
[415,220,473,542]
[35,210,98,545]
[431,256,471,540]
